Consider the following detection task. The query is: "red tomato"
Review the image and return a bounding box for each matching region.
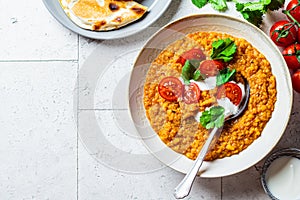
[216,82,242,106]
[199,60,225,76]
[286,0,300,24]
[292,71,300,93]
[182,83,201,104]
[177,48,206,65]
[282,44,300,70]
[158,77,183,102]
[269,20,297,47]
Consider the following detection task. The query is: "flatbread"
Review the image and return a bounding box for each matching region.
[59,0,148,31]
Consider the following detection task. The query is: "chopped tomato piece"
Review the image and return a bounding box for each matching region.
[199,60,225,76]
[177,48,206,66]
[158,77,183,102]
[216,82,242,105]
[183,83,201,104]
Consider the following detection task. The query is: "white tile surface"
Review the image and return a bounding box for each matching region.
[78,110,221,199]
[0,0,78,61]
[1,0,300,199]
[0,62,77,199]
[222,165,269,200]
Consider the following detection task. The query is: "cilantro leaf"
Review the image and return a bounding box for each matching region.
[235,0,284,27]
[200,106,225,129]
[193,69,206,81]
[192,0,208,8]
[216,68,236,86]
[267,0,285,11]
[181,60,205,84]
[209,0,228,11]
[240,10,264,27]
[182,61,195,85]
[210,38,237,62]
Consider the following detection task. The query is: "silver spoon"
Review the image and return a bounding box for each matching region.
[174,78,250,199]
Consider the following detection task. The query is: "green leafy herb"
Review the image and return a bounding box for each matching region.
[210,38,237,62]
[200,106,225,129]
[209,0,228,11]
[235,0,284,27]
[193,69,204,81]
[267,0,285,11]
[181,60,206,84]
[192,0,208,8]
[216,68,236,86]
[191,0,285,27]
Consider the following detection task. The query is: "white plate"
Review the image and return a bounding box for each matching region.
[128,14,293,177]
[42,0,171,40]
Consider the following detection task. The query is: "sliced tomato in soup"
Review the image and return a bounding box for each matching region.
[199,60,225,76]
[158,76,183,102]
[183,83,201,104]
[216,82,242,106]
[177,48,206,66]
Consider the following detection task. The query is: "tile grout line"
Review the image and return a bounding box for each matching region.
[76,34,80,200]
[221,177,223,200]
[0,59,78,63]
[79,108,128,111]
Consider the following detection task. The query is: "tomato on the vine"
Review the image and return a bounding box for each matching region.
[158,77,183,102]
[182,83,201,104]
[286,0,300,24]
[216,82,242,106]
[292,71,300,93]
[199,60,225,76]
[177,48,206,66]
[282,44,300,70]
[270,20,297,47]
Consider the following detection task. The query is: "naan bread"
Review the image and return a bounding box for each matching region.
[59,0,148,31]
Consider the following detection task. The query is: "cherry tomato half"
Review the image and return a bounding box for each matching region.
[282,43,300,70]
[158,76,183,102]
[182,83,201,104]
[292,71,300,93]
[216,82,242,106]
[177,48,206,66]
[199,60,225,76]
[286,0,300,24]
[270,20,297,47]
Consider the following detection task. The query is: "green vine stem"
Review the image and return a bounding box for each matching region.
[283,4,300,28]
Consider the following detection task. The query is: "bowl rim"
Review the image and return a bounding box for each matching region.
[261,148,300,200]
[128,13,293,177]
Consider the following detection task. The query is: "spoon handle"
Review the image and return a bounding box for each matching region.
[174,127,220,199]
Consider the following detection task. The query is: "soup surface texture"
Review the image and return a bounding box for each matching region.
[143,32,277,161]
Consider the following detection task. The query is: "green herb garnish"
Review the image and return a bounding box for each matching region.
[181,60,206,84]
[191,0,227,11]
[200,106,225,129]
[191,0,285,27]
[209,0,228,11]
[191,0,208,8]
[216,68,236,86]
[210,38,237,62]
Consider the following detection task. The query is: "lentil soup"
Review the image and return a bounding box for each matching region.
[143,31,277,161]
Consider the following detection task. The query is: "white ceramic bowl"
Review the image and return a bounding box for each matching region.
[261,148,300,199]
[128,14,293,177]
